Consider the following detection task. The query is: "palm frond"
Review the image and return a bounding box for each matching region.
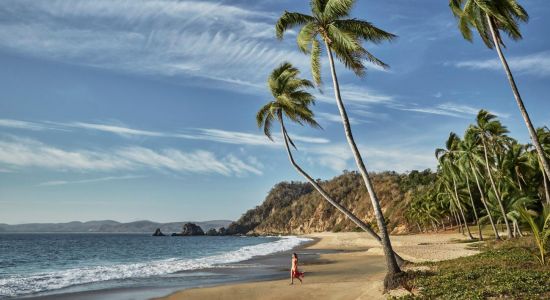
[310,0,326,17]
[333,19,397,43]
[327,24,361,52]
[449,0,528,49]
[259,62,321,144]
[323,0,354,19]
[256,102,272,129]
[276,11,315,40]
[297,22,317,53]
[363,48,389,69]
[330,41,365,77]
[311,38,322,86]
[262,111,275,140]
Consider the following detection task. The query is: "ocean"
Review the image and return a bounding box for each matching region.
[0,233,311,299]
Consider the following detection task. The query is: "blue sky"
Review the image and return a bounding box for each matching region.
[1,0,549,224]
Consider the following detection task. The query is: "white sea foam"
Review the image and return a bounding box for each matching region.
[0,236,311,297]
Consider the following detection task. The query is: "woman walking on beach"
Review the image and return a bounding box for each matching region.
[290,253,304,285]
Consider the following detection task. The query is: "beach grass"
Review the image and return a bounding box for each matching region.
[396,238,550,299]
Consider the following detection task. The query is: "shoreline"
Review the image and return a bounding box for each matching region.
[157,231,479,300]
[153,237,342,300]
[18,236,319,300]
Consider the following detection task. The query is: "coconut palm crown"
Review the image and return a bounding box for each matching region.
[449,0,528,48]
[275,0,396,85]
[256,62,320,143]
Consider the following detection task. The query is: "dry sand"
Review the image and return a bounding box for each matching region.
[158,232,478,300]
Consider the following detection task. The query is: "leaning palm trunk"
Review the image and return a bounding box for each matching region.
[539,157,550,205]
[451,207,463,233]
[279,119,405,266]
[486,14,550,184]
[465,172,483,240]
[452,175,474,239]
[324,43,401,278]
[454,209,463,234]
[481,137,512,238]
[513,220,523,237]
[431,220,438,232]
[470,161,500,239]
[544,174,550,205]
[544,168,550,205]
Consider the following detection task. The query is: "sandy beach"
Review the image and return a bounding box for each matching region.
[158,232,479,300]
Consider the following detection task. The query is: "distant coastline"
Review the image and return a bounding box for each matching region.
[0,220,232,233]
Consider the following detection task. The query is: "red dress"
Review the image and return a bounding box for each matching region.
[292,269,304,278]
[291,258,304,278]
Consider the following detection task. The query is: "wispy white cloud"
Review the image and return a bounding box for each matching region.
[34,0,271,21]
[305,144,353,172]
[66,122,165,137]
[0,119,61,131]
[192,128,275,146]
[0,0,306,91]
[306,143,435,173]
[437,103,484,116]
[0,0,392,96]
[392,102,508,118]
[350,109,389,121]
[196,128,329,146]
[38,175,144,186]
[316,84,394,105]
[394,105,467,118]
[361,146,436,172]
[0,137,261,176]
[451,51,550,77]
[316,112,360,125]
[0,119,330,146]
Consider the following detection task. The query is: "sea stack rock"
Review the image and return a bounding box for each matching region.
[177,223,204,236]
[152,228,165,236]
[205,228,218,236]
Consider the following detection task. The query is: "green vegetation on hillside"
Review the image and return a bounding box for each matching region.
[227,170,435,235]
[226,181,313,235]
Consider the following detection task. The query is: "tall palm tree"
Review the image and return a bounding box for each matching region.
[463,167,483,240]
[275,0,402,281]
[535,127,550,204]
[436,133,474,240]
[449,0,550,186]
[256,62,405,268]
[471,110,513,238]
[502,142,530,192]
[459,127,500,239]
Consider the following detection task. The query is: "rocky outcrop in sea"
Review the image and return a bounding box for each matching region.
[172,223,204,236]
[152,228,165,236]
[204,227,227,236]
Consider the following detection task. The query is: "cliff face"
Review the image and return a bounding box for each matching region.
[225,181,313,235]
[228,170,435,235]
